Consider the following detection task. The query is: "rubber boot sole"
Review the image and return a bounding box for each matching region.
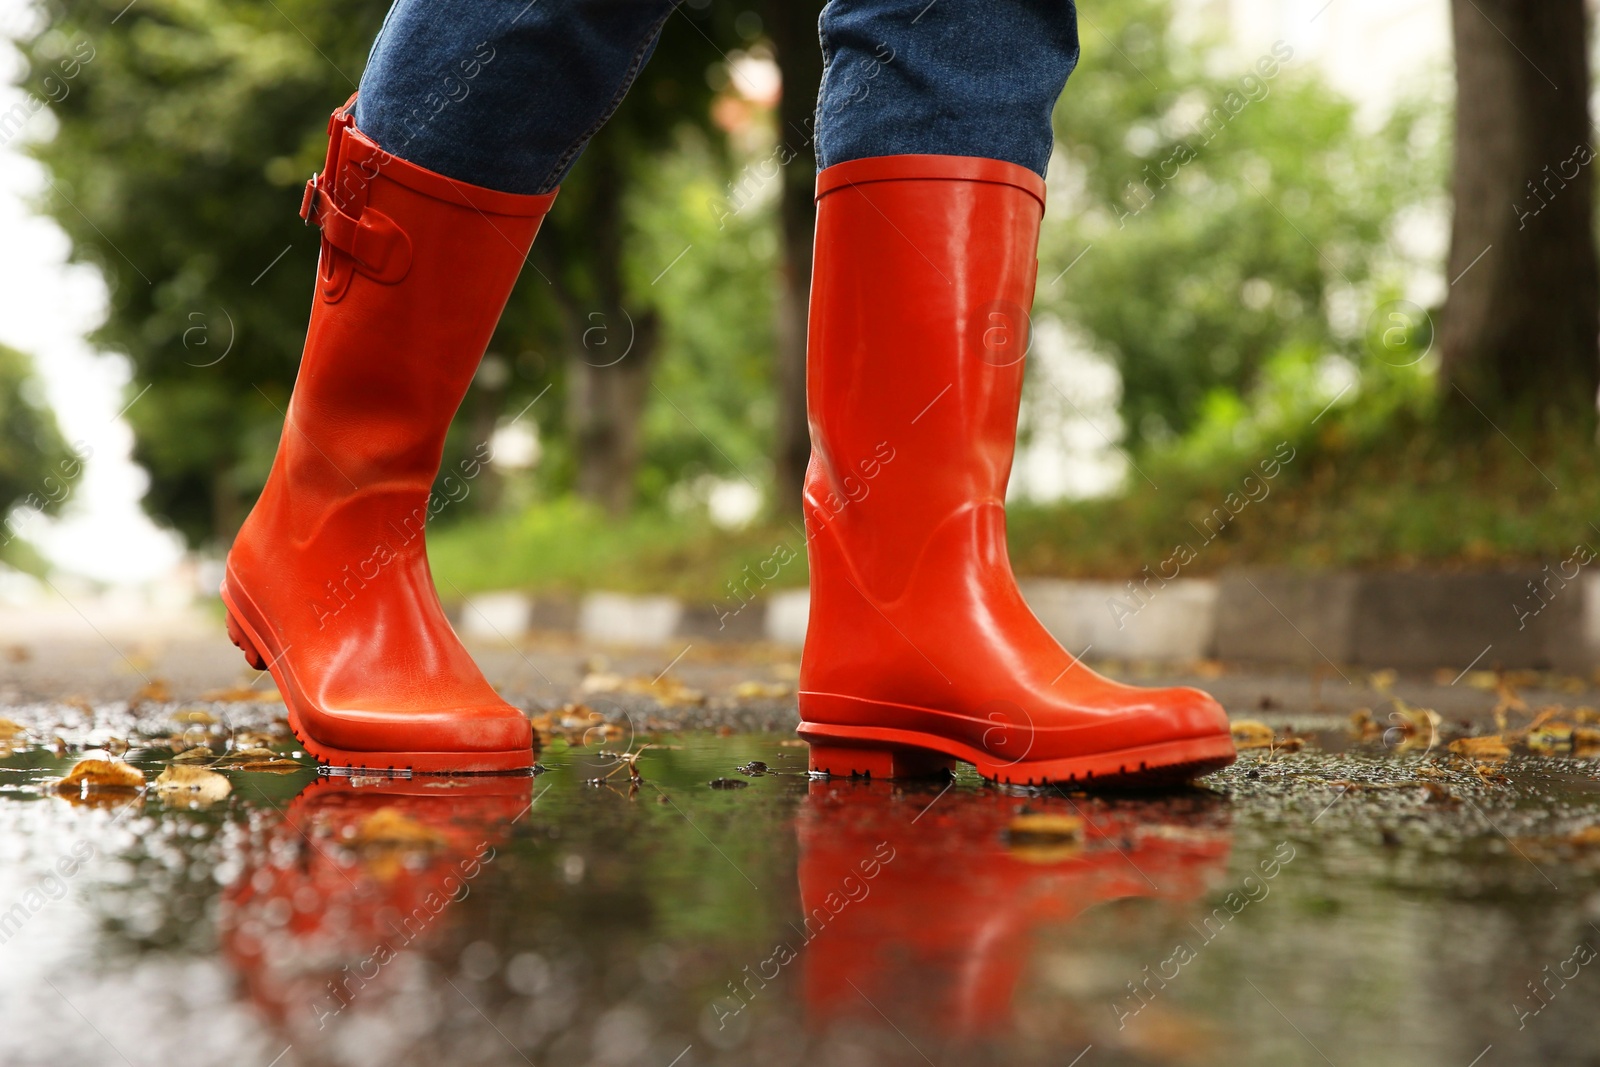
[220,578,535,776]
[799,697,1236,788]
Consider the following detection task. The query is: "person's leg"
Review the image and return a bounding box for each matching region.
[797,0,1237,786]
[814,0,1077,176]
[354,0,678,194]
[225,2,675,772]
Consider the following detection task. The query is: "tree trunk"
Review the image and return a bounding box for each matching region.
[566,306,660,515]
[767,0,824,514]
[538,136,660,515]
[1440,0,1599,429]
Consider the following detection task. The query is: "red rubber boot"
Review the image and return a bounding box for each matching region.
[797,155,1236,787]
[221,96,552,773]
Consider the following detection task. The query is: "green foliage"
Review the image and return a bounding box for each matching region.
[19,0,390,545]
[0,343,79,554]
[19,0,749,546]
[1006,355,1600,577]
[475,8,749,509]
[632,129,778,505]
[1043,0,1443,447]
[428,495,806,600]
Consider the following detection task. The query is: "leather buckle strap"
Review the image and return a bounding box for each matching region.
[299,173,413,286]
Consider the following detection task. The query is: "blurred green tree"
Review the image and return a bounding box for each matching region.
[1041,0,1438,448]
[0,343,79,565]
[18,0,746,544]
[18,0,390,546]
[514,3,746,516]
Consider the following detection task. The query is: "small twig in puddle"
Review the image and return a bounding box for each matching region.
[587,744,658,786]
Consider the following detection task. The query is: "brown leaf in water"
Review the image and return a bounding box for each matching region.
[212,746,279,762]
[153,765,232,805]
[1389,700,1441,751]
[211,746,301,772]
[57,758,144,793]
[1471,762,1511,785]
[1005,812,1084,843]
[1573,727,1600,756]
[133,679,171,703]
[350,807,448,849]
[0,719,25,741]
[1230,720,1275,750]
[1449,735,1511,759]
[1348,708,1382,741]
[230,757,302,774]
[1527,722,1576,753]
[346,807,449,880]
[170,708,217,726]
[1006,812,1086,864]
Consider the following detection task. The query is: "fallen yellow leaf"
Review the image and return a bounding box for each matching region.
[57,758,143,793]
[351,807,448,849]
[1527,722,1575,752]
[1005,812,1085,863]
[1005,813,1084,842]
[1348,708,1381,741]
[153,765,231,804]
[1389,701,1441,751]
[1230,720,1275,750]
[209,746,301,772]
[1449,735,1511,758]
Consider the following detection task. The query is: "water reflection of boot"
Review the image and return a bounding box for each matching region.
[795,778,1231,1041]
[218,775,530,1039]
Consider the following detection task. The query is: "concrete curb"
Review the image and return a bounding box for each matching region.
[455,568,1600,671]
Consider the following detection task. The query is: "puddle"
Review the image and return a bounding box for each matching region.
[2,710,1600,1066]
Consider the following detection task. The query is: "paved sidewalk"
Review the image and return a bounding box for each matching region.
[0,620,1582,733]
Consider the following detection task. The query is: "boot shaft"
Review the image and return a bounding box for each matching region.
[803,155,1045,602]
[282,96,556,496]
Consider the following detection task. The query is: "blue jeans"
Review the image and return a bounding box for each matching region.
[354,0,1079,195]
